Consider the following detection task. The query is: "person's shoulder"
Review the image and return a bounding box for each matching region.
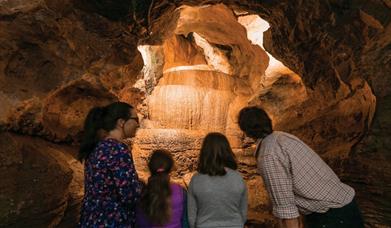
[187,173,200,190]
[263,131,280,141]
[274,131,305,145]
[269,131,289,138]
[259,132,279,150]
[97,139,130,160]
[170,182,187,192]
[189,172,202,180]
[189,172,207,184]
[93,139,113,156]
[170,182,183,188]
[224,169,247,190]
[269,131,292,142]
[226,168,244,179]
[260,132,287,157]
[97,138,119,149]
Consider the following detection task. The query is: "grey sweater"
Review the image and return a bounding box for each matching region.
[187,168,248,228]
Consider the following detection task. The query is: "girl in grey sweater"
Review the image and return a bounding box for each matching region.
[187,132,248,228]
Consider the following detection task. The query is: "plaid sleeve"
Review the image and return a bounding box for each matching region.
[261,153,300,219]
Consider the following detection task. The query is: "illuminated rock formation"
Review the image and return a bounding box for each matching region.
[133,5,262,184]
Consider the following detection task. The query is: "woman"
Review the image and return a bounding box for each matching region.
[78,102,142,228]
[136,150,189,228]
[188,132,248,228]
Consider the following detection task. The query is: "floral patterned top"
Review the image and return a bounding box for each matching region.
[79,138,142,228]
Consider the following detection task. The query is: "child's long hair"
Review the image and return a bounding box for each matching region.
[140,150,174,225]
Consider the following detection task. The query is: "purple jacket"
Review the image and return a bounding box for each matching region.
[135,183,186,228]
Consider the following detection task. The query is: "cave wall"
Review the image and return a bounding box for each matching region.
[243,1,391,226]
[0,0,390,227]
[0,0,143,125]
[0,132,83,227]
[0,0,142,226]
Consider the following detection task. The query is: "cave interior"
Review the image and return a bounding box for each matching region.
[0,1,390,227]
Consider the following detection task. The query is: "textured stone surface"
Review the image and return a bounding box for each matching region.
[57,150,84,228]
[42,75,118,141]
[257,78,376,158]
[174,4,269,91]
[0,0,141,123]
[0,133,77,227]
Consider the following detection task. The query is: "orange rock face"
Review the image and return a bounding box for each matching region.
[42,76,117,141]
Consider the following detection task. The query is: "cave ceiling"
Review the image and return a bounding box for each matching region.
[77,0,390,91]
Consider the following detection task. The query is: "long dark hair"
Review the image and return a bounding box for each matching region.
[197,132,237,176]
[78,102,133,161]
[238,106,273,139]
[140,150,174,225]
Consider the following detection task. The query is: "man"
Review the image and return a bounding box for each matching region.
[238,106,364,228]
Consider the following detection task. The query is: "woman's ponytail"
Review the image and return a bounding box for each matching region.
[78,106,106,161]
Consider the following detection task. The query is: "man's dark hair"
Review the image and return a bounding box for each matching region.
[238,106,273,139]
[197,132,237,176]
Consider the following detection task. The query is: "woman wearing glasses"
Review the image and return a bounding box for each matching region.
[78,102,142,228]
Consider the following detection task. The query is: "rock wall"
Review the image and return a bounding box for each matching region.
[0,132,82,227]
[0,0,143,125]
[0,0,142,226]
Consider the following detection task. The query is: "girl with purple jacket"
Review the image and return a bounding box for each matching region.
[136,150,189,228]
